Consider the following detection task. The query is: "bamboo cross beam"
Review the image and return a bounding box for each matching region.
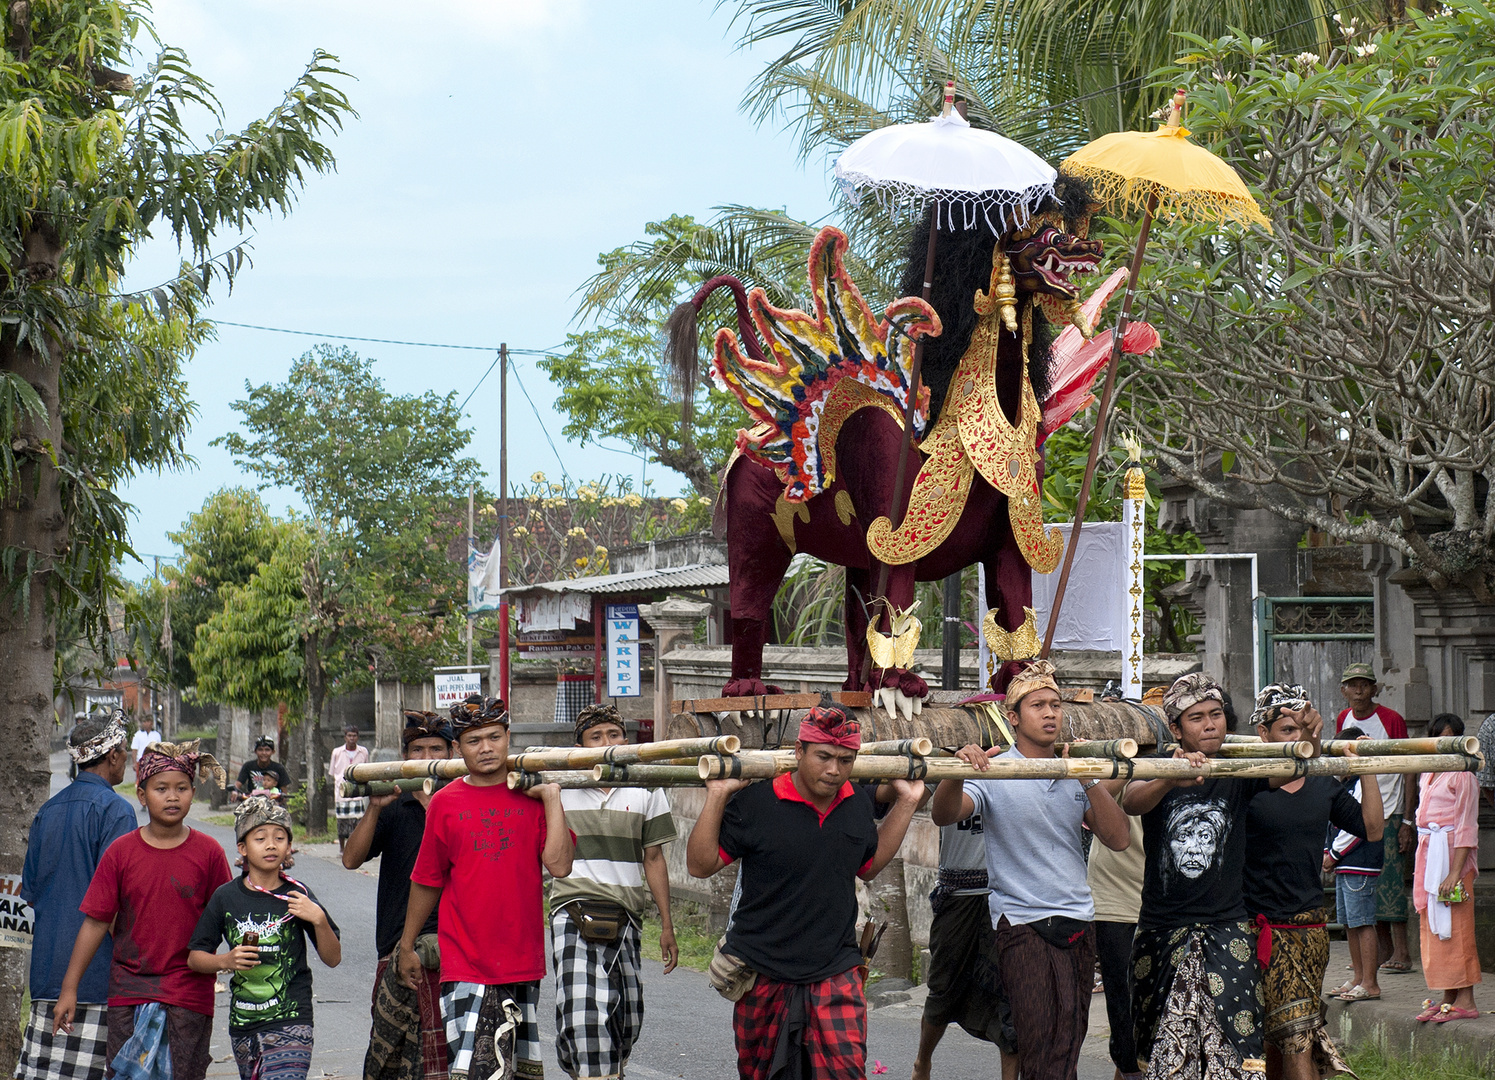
[859,738,935,757]
[1061,739,1139,760]
[508,736,741,774]
[697,752,1481,783]
[345,758,470,783]
[1323,736,1480,758]
[591,763,703,784]
[342,778,449,798]
[1161,741,1315,760]
[507,770,597,790]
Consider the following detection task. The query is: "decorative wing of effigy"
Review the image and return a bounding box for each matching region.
[709,227,941,501]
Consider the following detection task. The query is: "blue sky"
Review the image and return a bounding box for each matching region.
[119,0,838,566]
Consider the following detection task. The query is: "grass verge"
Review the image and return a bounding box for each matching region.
[1347,1044,1491,1080]
[641,901,718,973]
[199,812,335,844]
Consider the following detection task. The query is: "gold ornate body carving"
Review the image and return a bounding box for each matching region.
[864,248,1064,572]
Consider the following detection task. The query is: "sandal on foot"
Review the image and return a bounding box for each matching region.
[1415,1000,1441,1022]
[1379,959,1413,974]
[1430,1005,1479,1023]
[1338,986,1380,1002]
[1328,981,1356,997]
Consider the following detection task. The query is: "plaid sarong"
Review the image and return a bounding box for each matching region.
[554,675,594,726]
[367,951,449,1080]
[732,968,866,1080]
[17,1002,109,1080]
[440,981,541,1080]
[551,906,644,1079]
[336,796,370,821]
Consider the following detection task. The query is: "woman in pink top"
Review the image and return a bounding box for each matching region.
[1413,714,1481,1023]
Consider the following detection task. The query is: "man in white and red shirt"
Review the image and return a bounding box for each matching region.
[1335,662,1415,974]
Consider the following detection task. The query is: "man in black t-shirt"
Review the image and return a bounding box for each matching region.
[686,701,923,1080]
[1123,675,1323,1080]
[1246,697,1381,1080]
[343,712,453,1080]
[236,738,293,801]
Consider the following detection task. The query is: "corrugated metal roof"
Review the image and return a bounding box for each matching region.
[502,562,730,598]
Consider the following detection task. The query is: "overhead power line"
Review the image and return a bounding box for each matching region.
[212,318,562,356]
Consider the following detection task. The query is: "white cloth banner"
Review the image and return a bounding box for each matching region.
[1030,522,1127,652]
[519,593,593,633]
[468,538,503,613]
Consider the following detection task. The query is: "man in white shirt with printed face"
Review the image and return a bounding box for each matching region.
[128,713,162,777]
[550,704,677,1080]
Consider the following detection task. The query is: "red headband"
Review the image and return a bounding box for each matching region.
[797,703,861,750]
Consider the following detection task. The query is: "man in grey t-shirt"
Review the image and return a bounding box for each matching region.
[932,660,1130,1080]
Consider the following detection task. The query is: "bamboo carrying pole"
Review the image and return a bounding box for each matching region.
[344,736,741,784]
[342,778,449,798]
[508,770,596,790]
[1060,739,1139,760]
[1161,741,1315,760]
[697,751,1481,783]
[1323,736,1480,758]
[859,738,935,757]
[591,763,702,784]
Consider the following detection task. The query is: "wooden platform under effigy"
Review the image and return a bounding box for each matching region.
[666,691,1166,751]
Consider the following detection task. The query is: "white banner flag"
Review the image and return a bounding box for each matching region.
[468,537,503,613]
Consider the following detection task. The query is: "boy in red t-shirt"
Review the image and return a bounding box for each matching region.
[399,696,571,1080]
[1336,661,1416,975]
[53,741,232,1080]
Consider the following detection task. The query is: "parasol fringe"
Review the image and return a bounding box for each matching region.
[1059,164,1272,232]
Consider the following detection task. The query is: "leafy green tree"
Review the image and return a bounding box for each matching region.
[0,2,351,1052]
[191,521,312,712]
[214,345,483,829]
[1121,11,1495,593]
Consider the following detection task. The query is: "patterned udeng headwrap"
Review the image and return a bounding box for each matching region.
[1162,672,1224,723]
[448,694,509,735]
[234,794,294,841]
[135,739,227,788]
[403,710,453,746]
[797,697,862,750]
[1251,683,1311,729]
[68,709,127,764]
[1004,659,1060,710]
[574,703,623,743]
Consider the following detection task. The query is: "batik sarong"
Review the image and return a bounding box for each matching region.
[440,981,541,1080]
[921,893,1013,1052]
[367,950,449,1080]
[18,1001,109,1080]
[732,968,865,1080]
[1375,814,1408,921]
[1131,922,1264,1080]
[1253,908,1351,1074]
[551,905,644,1079]
[231,1022,314,1080]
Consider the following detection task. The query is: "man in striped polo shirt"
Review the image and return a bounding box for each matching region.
[550,704,678,1080]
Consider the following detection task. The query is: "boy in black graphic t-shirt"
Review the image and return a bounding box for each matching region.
[189,797,341,1080]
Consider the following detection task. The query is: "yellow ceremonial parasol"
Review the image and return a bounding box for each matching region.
[1040,89,1270,656]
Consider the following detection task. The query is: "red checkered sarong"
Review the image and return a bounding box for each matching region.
[732,968,865,1080]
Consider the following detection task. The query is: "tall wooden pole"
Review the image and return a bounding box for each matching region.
[1040,189,1157,657]
[498,343,511,704]
[466,484,474,670]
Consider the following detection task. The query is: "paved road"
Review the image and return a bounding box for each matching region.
[57,756,1120,1079]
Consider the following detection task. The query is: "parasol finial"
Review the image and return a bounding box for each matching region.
[941,80,955,118]
[1166,88,1186,130]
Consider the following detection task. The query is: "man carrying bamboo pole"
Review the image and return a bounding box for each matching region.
[1244,687,1378,1080]
[347,712,454,1080]
[931,660,1131,1080]
[1124,674,1323,1080]
[398,697,573,1080]
[550,704,678,1080]
[685,700,923,1080]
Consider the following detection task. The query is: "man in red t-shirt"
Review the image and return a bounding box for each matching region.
[1335,662,1415,974]
[399,696,571,1080]
[54,741,232,1080]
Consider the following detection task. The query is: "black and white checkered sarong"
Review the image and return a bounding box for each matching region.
[439,981,541,1080]
[17,1001,109,1080]
[551,905,644,1080]
[553,676,594,726]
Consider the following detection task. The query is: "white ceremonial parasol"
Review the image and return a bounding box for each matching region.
[831,83,1057,661]
[834,92,1057,232]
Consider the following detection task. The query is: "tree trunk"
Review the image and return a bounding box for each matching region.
[0,224,66,1074]
[865,857,914,982]
[302,636,328,836]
